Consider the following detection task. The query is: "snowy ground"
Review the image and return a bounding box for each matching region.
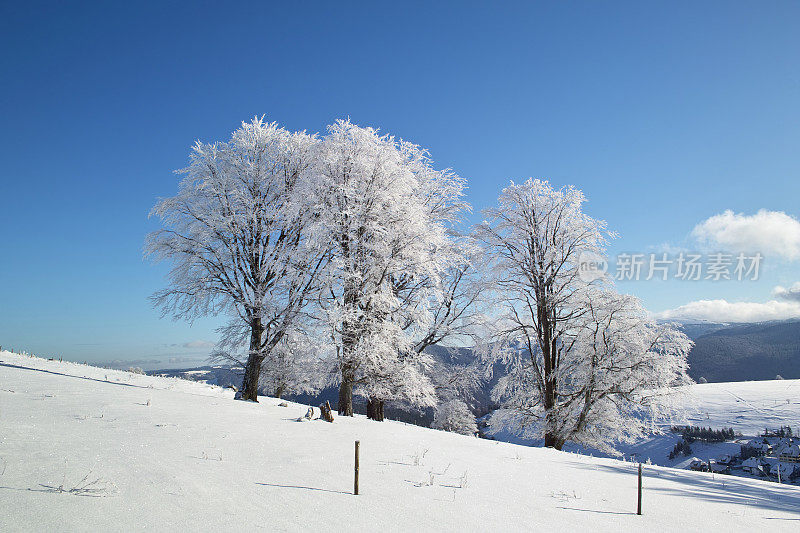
[2,351,800,531]
[682,379,800,435]
[616,379,800,473]
[490,378,800,474]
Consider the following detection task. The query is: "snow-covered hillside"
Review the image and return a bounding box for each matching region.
[604,379,800,477]
[683,379,800,435]
[2,351,799,531]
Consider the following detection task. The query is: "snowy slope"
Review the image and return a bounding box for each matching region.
[1,351,800,531]
[607,379,800,472]
[490,378,800,466]
[682,379,800,435]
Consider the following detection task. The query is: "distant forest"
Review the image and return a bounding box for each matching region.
[685,320,800,382]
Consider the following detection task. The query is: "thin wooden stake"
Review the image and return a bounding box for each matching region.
[354,440,360,495]
[637,463,642,515]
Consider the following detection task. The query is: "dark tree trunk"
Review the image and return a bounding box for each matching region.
[275,386,284,399]
[338,279,359,417]
[367,398,385,421]
[538,300,561,449]
[338,367,354,416]
[544,434,562,449]
[241,353,263,402]
[240,316,264,402]
[543,390,559,448]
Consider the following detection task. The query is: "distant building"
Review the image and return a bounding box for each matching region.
[741,439,772,457]
[709,461,729,474]
[716,454,733,465]
[771,462,798,480]
[688,459,708,472]
[741,457,766,476]
[778,443,800,463]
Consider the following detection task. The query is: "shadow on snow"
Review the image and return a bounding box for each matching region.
[566,459,800,516]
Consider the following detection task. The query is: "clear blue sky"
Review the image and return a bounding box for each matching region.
[1,1,799,367]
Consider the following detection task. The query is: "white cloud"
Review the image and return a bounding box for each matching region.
[648,242,688,255]
[182,340,214,349]
[168,356,206,364]
[773,282,800,303]
[108,358,160,368]
[656,298,800,323]
[692,209,800,260]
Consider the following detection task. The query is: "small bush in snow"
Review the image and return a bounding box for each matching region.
[432,400,477,436]
[412,448,429,466]
[41,470,115,497]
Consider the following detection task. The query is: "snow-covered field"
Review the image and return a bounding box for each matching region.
[614,380,800,469]
[683,379,800,435]
[2,351,800,531]
[491,377,800,471]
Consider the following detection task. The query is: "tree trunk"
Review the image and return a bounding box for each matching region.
[539,301,560,449]
[338,367,354,416]
[544,433,561,449]
[543,404,560,448]
[366,397,374,419]
[366,398,385,421]
[338,280,359,417]
[240,316,265,402]
[275,385,284,399]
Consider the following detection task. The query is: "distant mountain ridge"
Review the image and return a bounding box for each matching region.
[149,319,800,419]
[676,319,800,383]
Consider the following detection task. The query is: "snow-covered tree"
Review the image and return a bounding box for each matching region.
[211,308,326,400]
[411,244,492,354]
[258,325,322,399]
[432,399,478,435]
[477,178,691,451]
[307,119,467,417]
[379,241,490,421]
[476,178,609,447]
[146,118,326,401]
[491,288,692,452]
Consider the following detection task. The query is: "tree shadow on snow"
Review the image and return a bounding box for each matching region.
[0,362,152,390]
[255,482,351,495]
[378,460,414,467]
[566,460,800,516]
[557,506,633,516]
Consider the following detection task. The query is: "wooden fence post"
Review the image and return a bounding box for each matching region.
[637,463,642,515]
[354,440,360,495]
